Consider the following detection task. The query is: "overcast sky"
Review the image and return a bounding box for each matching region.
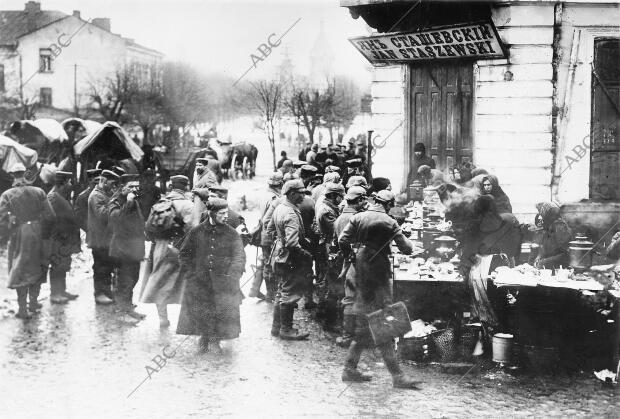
[4,0,373,86]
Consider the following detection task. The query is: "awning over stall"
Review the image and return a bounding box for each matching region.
[0,134,38,172]
[73,121,144,161]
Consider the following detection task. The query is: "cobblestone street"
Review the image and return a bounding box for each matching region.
[0,184,617,418]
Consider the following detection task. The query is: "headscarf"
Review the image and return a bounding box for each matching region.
[486,174,512,214]
[536,202,561,229]
[413,142,426,155]
[323,172,341,184]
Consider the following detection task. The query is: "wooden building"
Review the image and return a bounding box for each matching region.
[341,0,619,220]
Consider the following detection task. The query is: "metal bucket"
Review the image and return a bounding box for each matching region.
[492,333,513,364]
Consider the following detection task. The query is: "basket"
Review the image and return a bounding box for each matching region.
[431,328,457,362]
[460,324,481,360]
[399,335,431,362]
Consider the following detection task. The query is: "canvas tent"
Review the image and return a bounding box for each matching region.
[0,134,38,172]
[73,121,144,162]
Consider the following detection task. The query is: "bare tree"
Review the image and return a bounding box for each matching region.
[89,68,133,122]
[245,80,282,171]
[286,85,322,144]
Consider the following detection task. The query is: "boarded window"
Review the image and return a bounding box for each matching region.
[40,87,52,107]
[590,38,620,201]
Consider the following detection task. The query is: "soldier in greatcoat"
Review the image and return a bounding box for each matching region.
[177,198,246,352]
[140,175,194,327]
[87,170,119,305]
[108,174,146,321]
[47,171,81,304]
[0,163,55,319]
[338,190,420,389]
[314,182,345,331]
[266,179,312,340]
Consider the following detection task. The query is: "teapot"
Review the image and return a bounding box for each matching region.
[434,235,458,261]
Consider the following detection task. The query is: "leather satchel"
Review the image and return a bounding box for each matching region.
[366,301,412,346]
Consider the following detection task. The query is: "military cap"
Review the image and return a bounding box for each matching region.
[207,197,228,211]
[346,175,368,188]
[345,186,367,201]
[193,187,210,201]
[300,164,318,174]
[218,138,232,145]
[55,171,73,182]
[293,160,306,168]
[170,175,190,186]
[355,138,366,146]
[195,157,210,164]
[374,189,395,203]
[323,172,341,184]
[319,145,326,150]
[112,166,126,176]
[324,182,345,196]
[120,173,140,183]
[101,170,120,181]
[86,168,102,178]
[346,158,363,168]
[325,165,341,173]
[8,162,27,173]
[281,179,307,195]
[268,171,284,186]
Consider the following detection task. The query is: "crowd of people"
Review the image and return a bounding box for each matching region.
[1,138,618,392]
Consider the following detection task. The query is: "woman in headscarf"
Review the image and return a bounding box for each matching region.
[470,174,512,214]
[460,195,521,330]
[533,202,572,269]
[486,174,512,214]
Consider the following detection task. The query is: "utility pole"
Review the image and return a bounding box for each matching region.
[73,63,78,116]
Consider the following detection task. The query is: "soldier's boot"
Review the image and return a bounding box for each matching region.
[342,340,372,382]
[323,301,340,333]
[15,288,31,320]
[49,270,69,305]
[248,268,265,300]
[336,313,355,348]
[270,304,281,337]
[379,342,422,390]
[28,284,42,313]
[60,273,78,300]
[264,270,276,302]
[278,304,309,341]
[157,303,170,328]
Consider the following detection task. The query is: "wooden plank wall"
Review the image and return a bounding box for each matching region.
[475,3,556,220]
[369,66,408,193]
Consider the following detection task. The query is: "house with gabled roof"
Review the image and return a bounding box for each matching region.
[0,1,163,119]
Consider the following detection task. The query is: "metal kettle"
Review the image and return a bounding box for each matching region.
[568,234,594,271]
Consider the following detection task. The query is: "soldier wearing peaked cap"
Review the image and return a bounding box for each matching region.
[47,171,81,304]
[333,185,368,347]
[87,169,120,305]
[0,163,55,319]
[177,197,246,352]
[140,172,194,328]
[313,181,345,331]
[248,172,284,301]
[338,186,421,389]
[108,175,146,322]
[265,179,312,340]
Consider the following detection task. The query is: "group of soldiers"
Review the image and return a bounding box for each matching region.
[250,155,421,389]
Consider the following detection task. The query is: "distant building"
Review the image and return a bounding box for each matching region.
[0,1,163,119]
[309,20,335,91]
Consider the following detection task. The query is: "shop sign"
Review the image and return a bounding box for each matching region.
[349,21,506,65]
